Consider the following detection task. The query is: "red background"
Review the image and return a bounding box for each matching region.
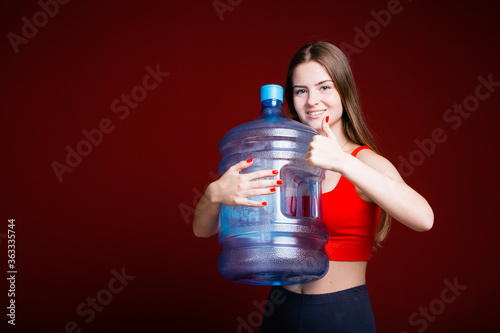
[2,0,499,332]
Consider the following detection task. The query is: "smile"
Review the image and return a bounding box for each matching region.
[306,110,326,118]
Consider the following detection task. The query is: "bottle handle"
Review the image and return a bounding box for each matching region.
[279,165,322,220]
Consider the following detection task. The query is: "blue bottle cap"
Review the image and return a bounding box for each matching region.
[260,84,283,102]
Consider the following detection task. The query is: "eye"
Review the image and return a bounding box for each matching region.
[320,85,331,91]
[294,89,306,95]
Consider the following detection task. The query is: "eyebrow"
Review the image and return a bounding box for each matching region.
[293,80,333,89]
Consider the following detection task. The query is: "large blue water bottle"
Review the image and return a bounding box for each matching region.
[217,84,329,285]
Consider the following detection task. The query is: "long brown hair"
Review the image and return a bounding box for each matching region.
[285,41,391,248]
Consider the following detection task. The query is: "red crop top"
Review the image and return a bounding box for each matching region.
[322,146,380,261]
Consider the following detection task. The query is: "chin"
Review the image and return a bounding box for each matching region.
[306,120,322,132]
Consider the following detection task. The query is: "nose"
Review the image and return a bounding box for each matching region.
[307,90,320,106]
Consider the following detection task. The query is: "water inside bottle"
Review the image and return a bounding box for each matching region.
[216,84,329,285]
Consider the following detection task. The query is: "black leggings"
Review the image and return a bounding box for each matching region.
[260,284,376,333]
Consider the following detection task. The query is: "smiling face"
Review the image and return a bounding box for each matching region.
[291,61,343,135]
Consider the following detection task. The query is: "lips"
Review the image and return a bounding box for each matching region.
[306,109,326,119]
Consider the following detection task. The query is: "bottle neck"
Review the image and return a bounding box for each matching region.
[260,99,285,119]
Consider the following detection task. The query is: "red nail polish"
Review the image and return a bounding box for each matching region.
[277,180,283,185]
[246,158,253,163]
[325,115,329,123]
[272,170,278,175]
[262,202,267,206]
[270,188,276,192]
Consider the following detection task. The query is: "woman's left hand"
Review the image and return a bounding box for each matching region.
[305,116,350,173]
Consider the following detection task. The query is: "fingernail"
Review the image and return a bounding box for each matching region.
[270,188,276,192]
[325,115,329,123]
[277,180,283,185]
[272,170,278,174]
[246,158,253,163]
[262,202,267,206]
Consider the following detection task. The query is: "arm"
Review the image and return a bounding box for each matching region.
[306,118,434,232]
[192,159,282,237]
[341,150,434,231]
[192,183,222,238]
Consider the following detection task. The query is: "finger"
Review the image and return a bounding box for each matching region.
[305,150,320,167]
[236,177,282,193]
[305,155,314,166]
[305,154,315,167]
[308,135,320,149]
[229,158,254,173]
[245,179,283,190]
[322,115,335,139]
[236,199,269,208]
[246,169,280,181]
[241,186,279,198]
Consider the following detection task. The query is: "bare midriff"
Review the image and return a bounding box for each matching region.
[283,261,367,295]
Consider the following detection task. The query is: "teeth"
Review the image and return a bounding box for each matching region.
[308,111,323,116]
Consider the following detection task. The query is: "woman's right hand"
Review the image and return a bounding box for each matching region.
[207,158,282,207]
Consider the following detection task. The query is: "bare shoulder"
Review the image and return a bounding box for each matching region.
[355,148,404,182]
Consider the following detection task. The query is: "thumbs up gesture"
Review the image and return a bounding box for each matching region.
[305,115,350,173]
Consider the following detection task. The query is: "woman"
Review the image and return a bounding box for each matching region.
[193,42,433,332]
